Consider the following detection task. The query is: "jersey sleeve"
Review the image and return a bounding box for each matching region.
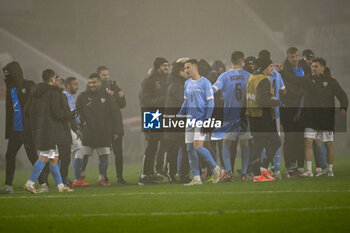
[205,79,214,101]
[212,73,224,92]
[277,72,286,90]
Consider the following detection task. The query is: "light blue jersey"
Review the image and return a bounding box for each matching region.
[64,91,81,124]
[212,69,250,121]
[183,77,214,121]
[11,88,24,131]
[269,70,285,118]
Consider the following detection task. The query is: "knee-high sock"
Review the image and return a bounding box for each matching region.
[82,155,89,173]
[241,145,250,174]
[73,157,83,181]
[273,148,281,172]
[98,156,108,178]
[222,145,232,172]
[314,143,327,169]
[187,143,199,176]
[50,164,63,185]
[177,147,182,174]
[29,160,46,183]
[196,146,216,169]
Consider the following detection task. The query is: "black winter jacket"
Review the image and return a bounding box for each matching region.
[3,61,35,140]
[76,88,123,148]
[139,71,168,108]
[24,83,74,150]
[301,73,348,131]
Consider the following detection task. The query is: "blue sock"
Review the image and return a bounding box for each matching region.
[73,158,83,180]
[241,145,250,174]
[50,164,63,185]
[98,156,108,177]
[222,145,232,172]
[196,146,217,169]
[273,148,281,172]
[29,160,46,182]
[177,147,182,174]
[316,143,327,169]
[187,143,199,176]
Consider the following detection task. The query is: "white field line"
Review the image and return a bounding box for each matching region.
[0,190,349,199]
[1,206,350,218]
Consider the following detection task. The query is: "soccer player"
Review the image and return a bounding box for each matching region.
[0,61,48,194]
[178,59,221,186]
[301,58,348,177]
[212,51,251,182]
[76,73,123,186]
[23,69,74,193]
[243,57,281,182]
[61,77,90,187]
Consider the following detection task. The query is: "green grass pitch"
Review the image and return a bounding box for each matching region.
[0,153,350,233]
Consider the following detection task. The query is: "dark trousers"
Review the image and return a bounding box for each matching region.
[58,143,71,183]
[111,135,124,179]
[142,133,161,176]
[250,132,281,176]
[166,138,189,179]
[155,138,166,174]
[280,111,305,170]
[5,131,48,185]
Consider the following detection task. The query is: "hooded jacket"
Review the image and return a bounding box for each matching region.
[3,61,35,139]
[301,72,348,131]
[24,82,74,150]
[76,88,123,148]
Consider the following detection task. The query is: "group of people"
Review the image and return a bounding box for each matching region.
[1,64,126,194]
[0,46,348,193]
[139,47,348,186]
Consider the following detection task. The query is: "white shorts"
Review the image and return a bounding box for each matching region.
[304,128,334,142]
[71,130,82,153]
[81,146,111,156]
[39,148,59,159]
[185,127,208,144]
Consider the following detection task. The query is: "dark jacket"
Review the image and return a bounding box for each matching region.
[280,60,304,110]
[165,73,186,109]
[139,71,168,108]
[101,80,126,109]
[24,83,74,150]
[299,59,312,77]
[3,61,35,140]
[301,73,348,131]
[76,88,123,148]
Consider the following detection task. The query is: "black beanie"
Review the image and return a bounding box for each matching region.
[256,57,272,72]
[153,57,168,70]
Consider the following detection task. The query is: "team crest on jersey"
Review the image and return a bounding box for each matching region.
[101,98,106,103]
[22,88,26,94]
[323,82,328,87]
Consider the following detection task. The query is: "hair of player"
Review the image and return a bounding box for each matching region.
[185,59,199,67]
[64,77,77,87]
[42,69,55,83]
[258,49,271,59]
[312,57,326,67]
[96,65,109,74]
[287,47,298,54]
[89,72,101,80]
[231,51,244,65]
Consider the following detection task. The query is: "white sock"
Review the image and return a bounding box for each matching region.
[57,183,64,189]
[193,175,201,181]
[316,167,321,172]
[260,167,267,172]
[26,180,35,186]
[99,174,105,181]
[298,167,304,173]
[327,164,333,172]
[306,161,312,171]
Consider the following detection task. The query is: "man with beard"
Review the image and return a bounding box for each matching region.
[138,57,169,185]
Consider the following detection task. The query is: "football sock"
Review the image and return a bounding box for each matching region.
[241,145,250,174]
[82,155,89,172]
[73,157,83,181]
[98,156,108,179]
[260,167,267,172]
[222,145,232,172]
[327,164,333,172]
[177,147,182,175]
[187,143,200,176]
[193,175,201,181]
[306,161,312,171]
[196,146,216,169]
[50,164,63,185]
[29,160,46,183]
